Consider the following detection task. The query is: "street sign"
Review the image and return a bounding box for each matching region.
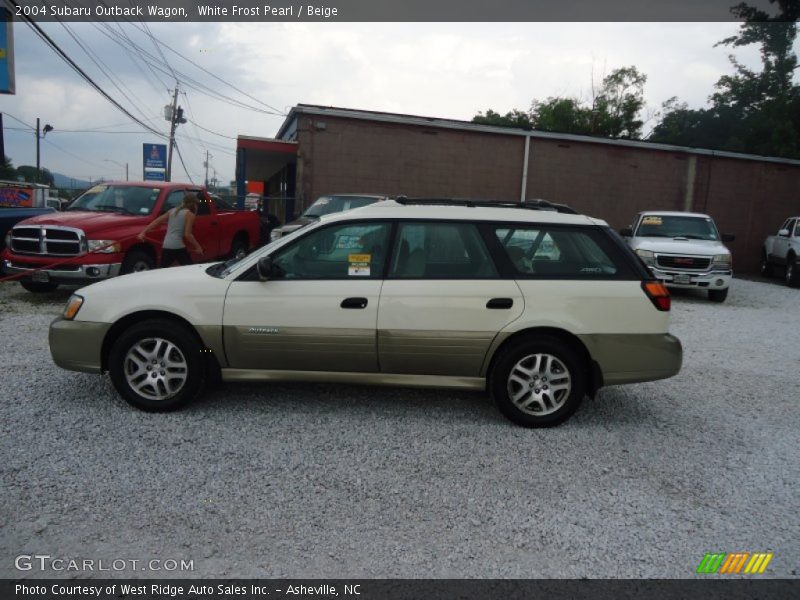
[144,169,165,181]
[143,143,167,170]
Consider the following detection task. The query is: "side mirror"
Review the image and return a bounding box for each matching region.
[257,256,274,281]
[721,233,736,242]
[619,227,633,237]
[778,228,790,237]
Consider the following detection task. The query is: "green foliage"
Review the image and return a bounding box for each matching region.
[0,155,15,180]
[651,0,800,159]
[15,165,55,187]
[472,66,647,139]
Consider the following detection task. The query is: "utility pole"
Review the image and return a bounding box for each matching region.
[204,150,212,188]
[165,85,186,182]
[35,118,40,183]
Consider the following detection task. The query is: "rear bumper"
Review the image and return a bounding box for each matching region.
[650,267,732,290]
[49,317,110,374]
[579,332,682,386]
[3,259,122,284]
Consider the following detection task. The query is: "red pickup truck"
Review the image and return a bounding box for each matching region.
[1,182,261,293]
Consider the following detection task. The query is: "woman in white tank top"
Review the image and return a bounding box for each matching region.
[138,192,204,267]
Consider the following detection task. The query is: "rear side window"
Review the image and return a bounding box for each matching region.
[494,226,628,278]
[390,222,498,279]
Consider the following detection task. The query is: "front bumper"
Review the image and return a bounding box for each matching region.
[649,267,732,290]
[49,317,111,374]
[3,259,122,284]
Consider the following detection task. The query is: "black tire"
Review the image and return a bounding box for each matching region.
[489,335,586,427]
[108,319,206,411]
[708,288,729,302]
[786,254,800,288]
[229,234,248,260]
[760,251,773,277]
[121,249,155,274]
[20,280,59,293]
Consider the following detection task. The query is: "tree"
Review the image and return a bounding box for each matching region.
[15,165,55,187]
[0,155,15,180]
[651,0,800,158]
[472,66,648,139]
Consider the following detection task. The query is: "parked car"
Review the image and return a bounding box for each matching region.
[761,217,800,287]
[1,180,59,251]
[49,198,682,427]
[620,211,735,302]
[2,182,261,293]
[270,194,387,242]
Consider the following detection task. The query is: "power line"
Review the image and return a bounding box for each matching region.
[172,140,196,184]
[187,119,238,140]
[12,2,167,140]
[2,112,35,130]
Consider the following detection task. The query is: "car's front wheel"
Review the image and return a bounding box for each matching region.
[760,251,773,277]
[786,254,800,288]
[708,288,729,302]
[108,319,206,411]
[490,336,586,427]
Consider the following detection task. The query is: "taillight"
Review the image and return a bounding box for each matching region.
[642,281,670,311]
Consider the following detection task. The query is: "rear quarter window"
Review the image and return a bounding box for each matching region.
[491,224,639,280]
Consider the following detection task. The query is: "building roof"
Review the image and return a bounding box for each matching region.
[277,104,800,167]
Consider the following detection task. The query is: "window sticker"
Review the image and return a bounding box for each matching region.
[641,216,663,225]
[348,253,371,276]
[337,235,363,250]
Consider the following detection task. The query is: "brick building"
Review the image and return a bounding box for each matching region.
[236,104,800,273]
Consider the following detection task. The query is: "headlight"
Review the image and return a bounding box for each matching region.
[87,239,121,253]
[712,254,732,268]
[635,249,655,266]
[63,294,84,320]
[270,230,282,241]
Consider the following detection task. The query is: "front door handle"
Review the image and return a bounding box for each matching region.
[341,297,368,309]
[486,297,513,309]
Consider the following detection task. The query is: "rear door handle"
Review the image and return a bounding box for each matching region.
[486,297,513,309]
[341,297,368,309]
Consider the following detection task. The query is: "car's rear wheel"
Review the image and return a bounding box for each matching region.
[490,336,586,427]
[20,280,59,293]
[708,288,729,302]
[760,251,773,277]
[786,255,800,288]
[108,319,205,411]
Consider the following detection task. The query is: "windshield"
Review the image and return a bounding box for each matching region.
[302,195,379,218]
[635,215,720,241]
[67,185,161,216]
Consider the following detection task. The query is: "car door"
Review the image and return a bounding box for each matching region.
[377,221,523,377]
[223,220,391,372]
[190,190,220,260]
[773,218,794,263]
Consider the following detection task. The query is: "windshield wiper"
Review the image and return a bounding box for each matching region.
[93,204,134,215]
[680,234,709,240]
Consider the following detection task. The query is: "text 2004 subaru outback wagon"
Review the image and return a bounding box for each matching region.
[50,199,682,427]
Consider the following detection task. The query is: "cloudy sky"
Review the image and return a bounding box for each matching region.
[2,21,785,186]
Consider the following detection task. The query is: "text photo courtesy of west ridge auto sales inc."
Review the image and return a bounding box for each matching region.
[0,1,798,599]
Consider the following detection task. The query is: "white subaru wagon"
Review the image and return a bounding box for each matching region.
[50,199,681,427]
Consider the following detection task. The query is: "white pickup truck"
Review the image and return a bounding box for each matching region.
[762,217,800,287]
[620,211,735,302]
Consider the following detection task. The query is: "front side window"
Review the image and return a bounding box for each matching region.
[635,215,719,241]
[494,226,619,277]
[390,222,498,279]
[162,190,185,214]
[271,222,390,279]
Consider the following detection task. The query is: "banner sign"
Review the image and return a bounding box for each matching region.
[143,143,167,169]
[0,184,34,207]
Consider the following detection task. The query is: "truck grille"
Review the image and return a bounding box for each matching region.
[656,255,711,270]
[10,226,83,256]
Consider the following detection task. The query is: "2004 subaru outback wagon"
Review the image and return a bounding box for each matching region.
[50,199,682,427]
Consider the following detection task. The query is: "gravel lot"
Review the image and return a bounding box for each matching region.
[0,277,797,579]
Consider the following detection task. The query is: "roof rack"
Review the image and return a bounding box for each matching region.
[392,196,578,214]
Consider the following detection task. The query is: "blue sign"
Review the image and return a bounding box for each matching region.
[0,8,15,95]
[144,169,165,181]
[143,143,167,169]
